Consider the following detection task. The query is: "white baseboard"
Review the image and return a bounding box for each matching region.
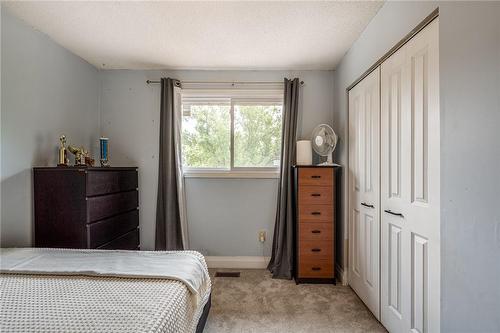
[205,256,270,269]
[206,256,345,281]
[336,263,348,285]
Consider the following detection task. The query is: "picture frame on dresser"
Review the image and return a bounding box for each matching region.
[33,167,139,250]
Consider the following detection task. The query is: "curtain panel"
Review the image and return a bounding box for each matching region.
[155,78,189,250]
[267,78,300,279]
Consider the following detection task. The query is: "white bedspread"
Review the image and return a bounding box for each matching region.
[0,248,211,333]
[1,248,207,297]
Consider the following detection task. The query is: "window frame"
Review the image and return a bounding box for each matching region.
[181,89,283,178]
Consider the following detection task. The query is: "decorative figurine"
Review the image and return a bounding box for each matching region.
[84,153,95,167]
[57,135,69,166]
[67,145,87,166]
[100,137,110,167]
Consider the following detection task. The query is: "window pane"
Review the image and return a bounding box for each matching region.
[234,104,282,168]
[182,104,230,168]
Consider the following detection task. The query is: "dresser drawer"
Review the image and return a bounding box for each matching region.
[299,240,333,260]
[87,190,138,222]
[299,222,333,241]
[86,170,137,197]
[298,168,332,186]
[298,258,334,278]
[97,228,139,250]
[298,186,333,205]
[87,210,139,248]
[299,204,333,222]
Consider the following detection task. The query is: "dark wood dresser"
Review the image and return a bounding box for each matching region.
[33,167,139,250]
[293,165,339,284]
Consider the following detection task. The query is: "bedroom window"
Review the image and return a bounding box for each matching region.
[181,93,283,177]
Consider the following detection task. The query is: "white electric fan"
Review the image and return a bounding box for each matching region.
[311,124,338,165]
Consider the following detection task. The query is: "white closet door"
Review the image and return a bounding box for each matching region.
[381,18,440,333]
[348,68,380,318]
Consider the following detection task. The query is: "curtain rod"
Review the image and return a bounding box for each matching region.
[146,80,304,85]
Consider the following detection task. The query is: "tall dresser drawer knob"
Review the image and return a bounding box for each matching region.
[311,175,321,179]
[311,212,321,215]
[312,267,321,271]
[311,230,321,234]
[311,193,321,197]
[311,248,321,252]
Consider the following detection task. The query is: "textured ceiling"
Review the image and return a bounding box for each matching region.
[4,1,383,70]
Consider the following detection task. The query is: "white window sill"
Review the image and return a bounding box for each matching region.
[183,171,279,179]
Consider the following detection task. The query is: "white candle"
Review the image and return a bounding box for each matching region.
[296,140,312,165]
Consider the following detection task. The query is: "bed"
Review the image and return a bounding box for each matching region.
[0,248,212,333]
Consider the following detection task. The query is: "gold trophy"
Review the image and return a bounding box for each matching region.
[57,135,69,166]
[67,145,87,166]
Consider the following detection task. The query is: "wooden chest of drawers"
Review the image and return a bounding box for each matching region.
[33,167,139,250]
[293,165,339,284]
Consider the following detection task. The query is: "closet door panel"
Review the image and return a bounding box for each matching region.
[381,40,411,333]
[411,51,429,204]
[388,223,402,315]
[411,234,428,333]
[389,70,402,199]
[363,213,375,287]
[352,208,361,277]
[381,18,439,333]
[348,68,380,319]
[406,18,440,333]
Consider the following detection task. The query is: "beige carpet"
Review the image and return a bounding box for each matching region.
[204,269,386,333]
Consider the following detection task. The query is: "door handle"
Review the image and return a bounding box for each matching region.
[384,209,404,218]
[361,202,375,208]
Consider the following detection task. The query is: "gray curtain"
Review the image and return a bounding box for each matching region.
[155,78,184,250]
[268,78,300,279]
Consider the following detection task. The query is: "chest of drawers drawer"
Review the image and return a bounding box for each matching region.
[298,168,333,186]
[86,170,138,196]
[299,240,333,260]
[298,204,333,222]
[298,186,333,205]
[87,209,139,248]
[299,222,333,241]
[298,258,334,278]
[87,190,138,223]
[97,229,140,250]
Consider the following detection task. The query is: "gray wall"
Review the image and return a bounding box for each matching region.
[439,2,500,331]
[333,1,500,331]
[99,69,334,254]
[185,178,278,256]
[0,7,100,246]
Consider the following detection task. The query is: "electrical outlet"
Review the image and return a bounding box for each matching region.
[258,230,266,243]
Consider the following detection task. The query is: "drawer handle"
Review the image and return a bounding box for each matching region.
[384,209,404,218]
[361,202,374,208]
[311,212,321,215]
[311,175,321,179]
[311,248,321,252]
[311,193,321,197]
[311,230,321,234]
[312,267,321,271]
